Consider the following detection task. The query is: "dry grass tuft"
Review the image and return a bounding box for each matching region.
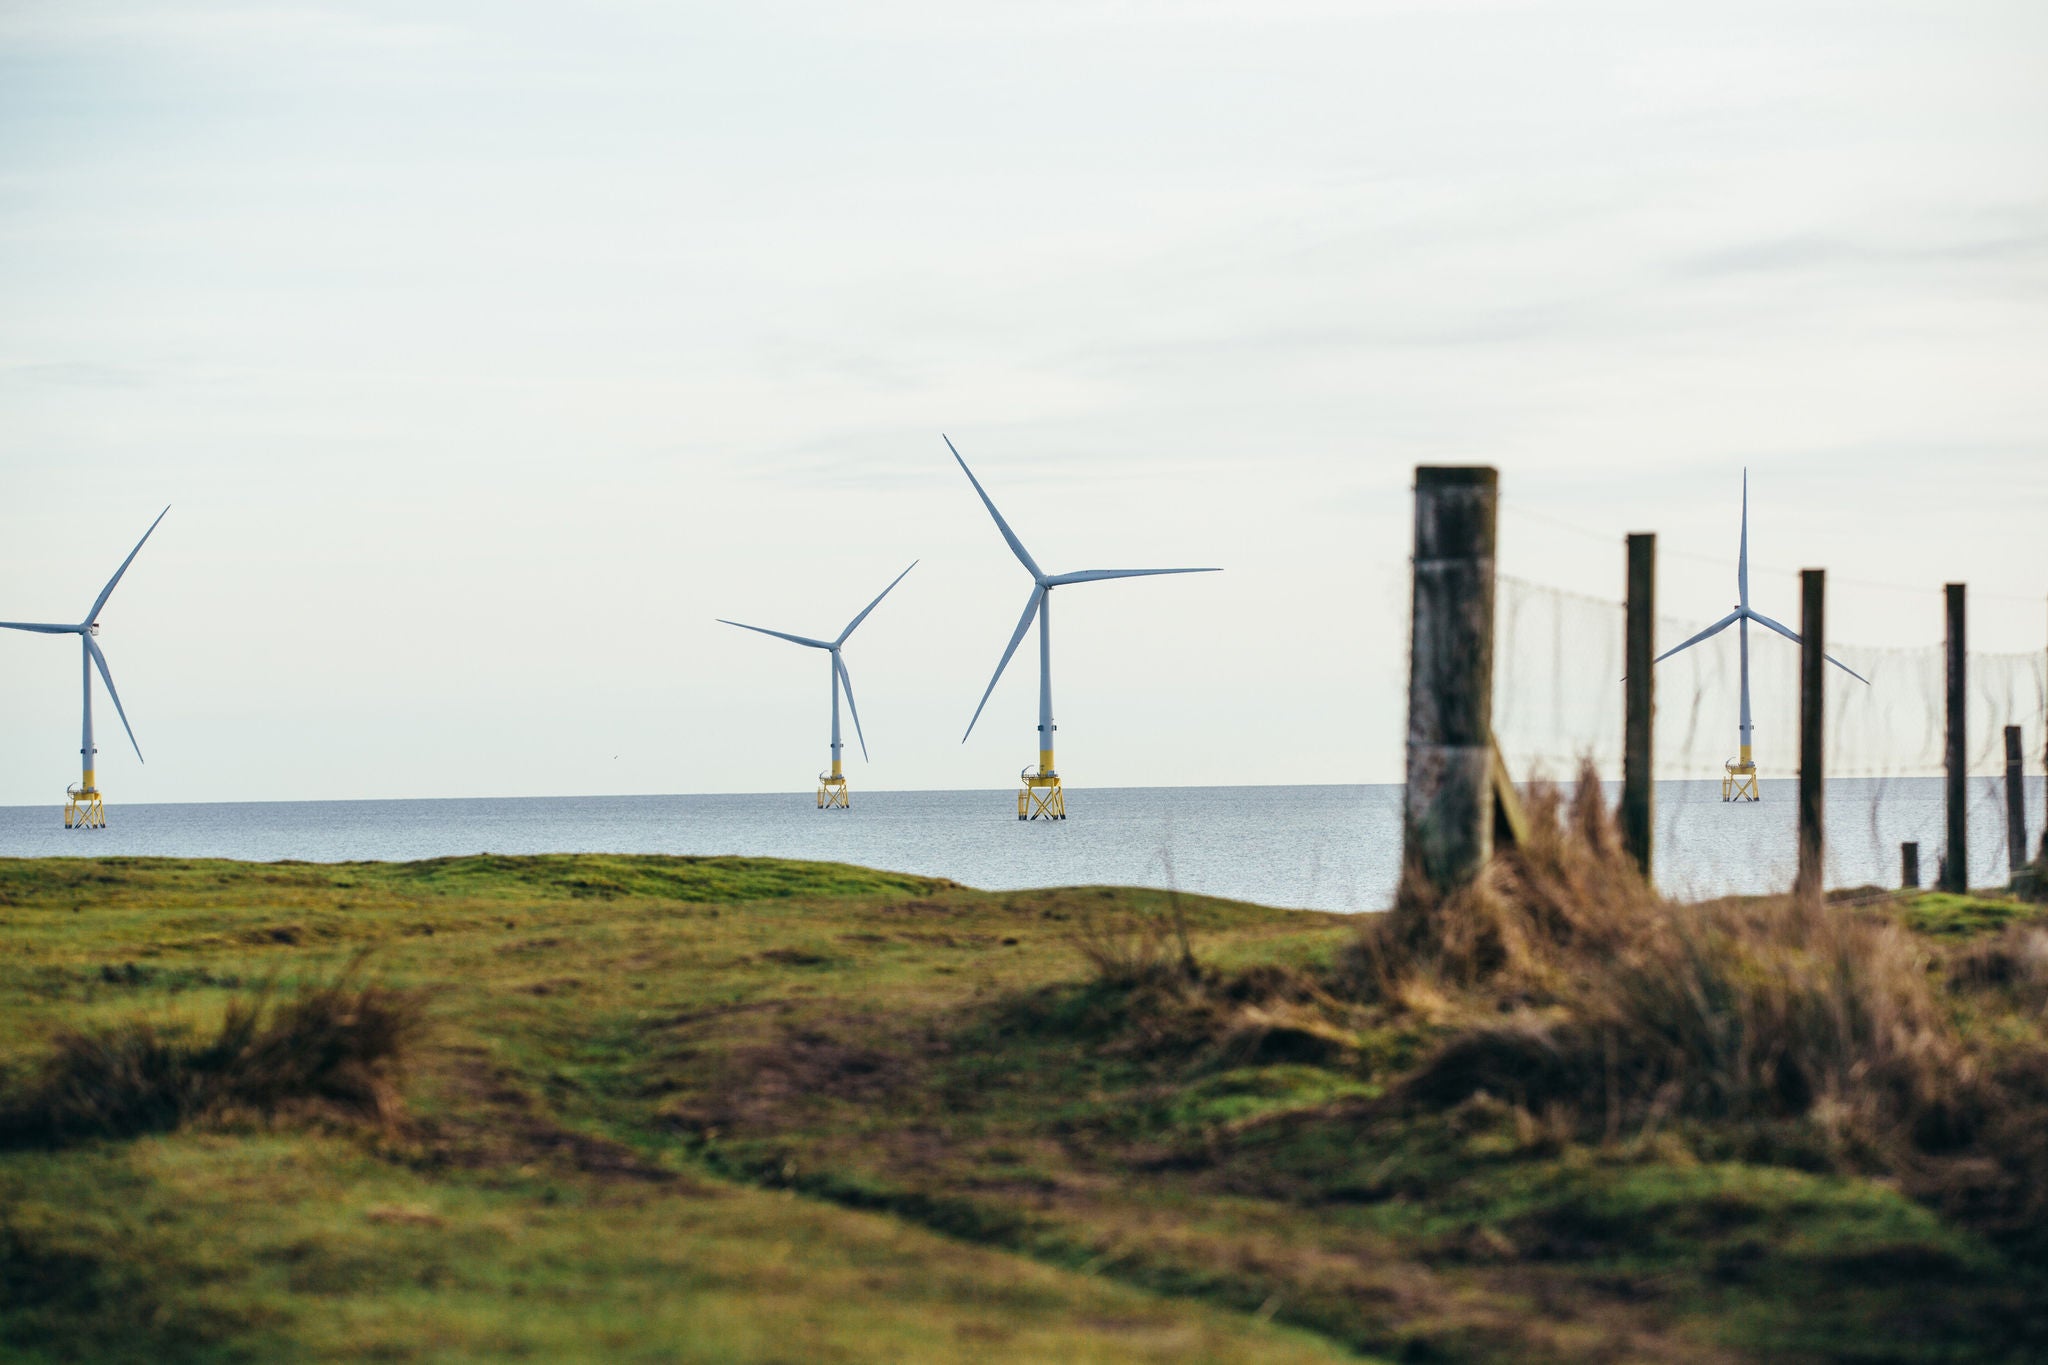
[1067,894,1199,989]
[0,959,423,1146]
[1949,925,2048,1006]
[1339,765,2048,1266]
[1352,769,1659,995]
[1363,764,2037,1187]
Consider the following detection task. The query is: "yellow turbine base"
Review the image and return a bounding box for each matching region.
[65,785,105,830]
[1018,771,1065,821]
[817,774,850,810]
[1722,757,1758,803]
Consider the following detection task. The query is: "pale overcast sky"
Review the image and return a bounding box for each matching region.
[1,0,2043,804]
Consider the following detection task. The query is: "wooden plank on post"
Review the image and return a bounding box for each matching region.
[1490,739,1530,851]
[1943,583,1968,892]
[2007,726,2028,875]
[1902,842,1920,890]
[1622,533,1656,878]
[1797,569,1826,905]
[1403,466,1499,897]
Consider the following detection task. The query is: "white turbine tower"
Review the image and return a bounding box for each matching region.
[947,436,1219,820]
[719,561,916,809]
[1653,471,1867,801]
[0,507,170,828]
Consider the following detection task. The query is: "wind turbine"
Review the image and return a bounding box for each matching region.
[947,436,1219,820]
[1652,471,1867,801]
[718,561,916,809]
[0,507,170,828]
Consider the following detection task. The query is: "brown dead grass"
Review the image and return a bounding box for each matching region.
[1949,924,2048,1008]
[0,959,423,1146]
[1354,765,2048,1256]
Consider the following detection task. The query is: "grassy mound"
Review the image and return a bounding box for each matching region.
[3,849,2045,1362]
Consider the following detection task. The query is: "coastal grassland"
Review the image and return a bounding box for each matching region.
[0,855,1352,1365]
[1,849,2045,1362]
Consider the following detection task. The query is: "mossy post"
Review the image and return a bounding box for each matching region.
[1942,583,1968,893]
[2005,726,2028,874]
[1622,533,1656,878]
[1796,569,1826,906]
[1404,466,1498,897]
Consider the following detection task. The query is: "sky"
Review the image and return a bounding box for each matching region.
[0,0,2043,805]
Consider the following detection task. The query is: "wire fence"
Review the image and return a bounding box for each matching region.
[1493,574,2047,898]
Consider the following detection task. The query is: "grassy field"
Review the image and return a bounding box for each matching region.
[2,850,2044,1362]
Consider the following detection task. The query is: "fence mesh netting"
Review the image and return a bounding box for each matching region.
[1492,574,2047,898]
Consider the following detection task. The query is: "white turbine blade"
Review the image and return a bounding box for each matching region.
[835,653,869,761]
[1045,567,1220,586]
[84,636,143,762]
[944,435,1043,581]
[716,619,832,649]
[1737,469,1749,609]
[963,585,1043,742]
[0,621,80,634]
[1825,654,1872,684]
[1747,609,1871,684]
[836,560,918,646]
[86,505,170,625]
[1651,609,1740,665]
[1746,608,1799,647]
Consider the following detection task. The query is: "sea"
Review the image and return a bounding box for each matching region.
[0,777,2033,913]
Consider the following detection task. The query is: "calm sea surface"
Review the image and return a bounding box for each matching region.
[0,778,2031,912]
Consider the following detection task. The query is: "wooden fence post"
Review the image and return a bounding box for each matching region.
[1942,583,1968,893]
[1622,533,1655,879]
[1796,569,1826,905]
[2007,727,2028,875]
[1403,467,1499,897]
[1902,842,1920,890]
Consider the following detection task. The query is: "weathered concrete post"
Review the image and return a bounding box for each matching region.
[1403,467,1499,896]
[2006,726,2028,875]
[1902,842,1920,890]
[1622,533,1656,879]
[1942,583,1968,893]
[1796,569,1826,905]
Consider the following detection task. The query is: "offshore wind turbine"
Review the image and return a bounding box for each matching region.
[1652,471,1867,801]
[947,436,1219,820]
[0,507,170,828]
[718,561,916,808]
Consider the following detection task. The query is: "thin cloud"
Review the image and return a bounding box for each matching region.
[1673,229,2048,279]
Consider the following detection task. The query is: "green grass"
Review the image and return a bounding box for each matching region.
[2,1134,1351,1365]
[1895,889,2046,939]
[3,854,2043,1362]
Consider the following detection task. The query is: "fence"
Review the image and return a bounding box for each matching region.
[1404,467,2047,901]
